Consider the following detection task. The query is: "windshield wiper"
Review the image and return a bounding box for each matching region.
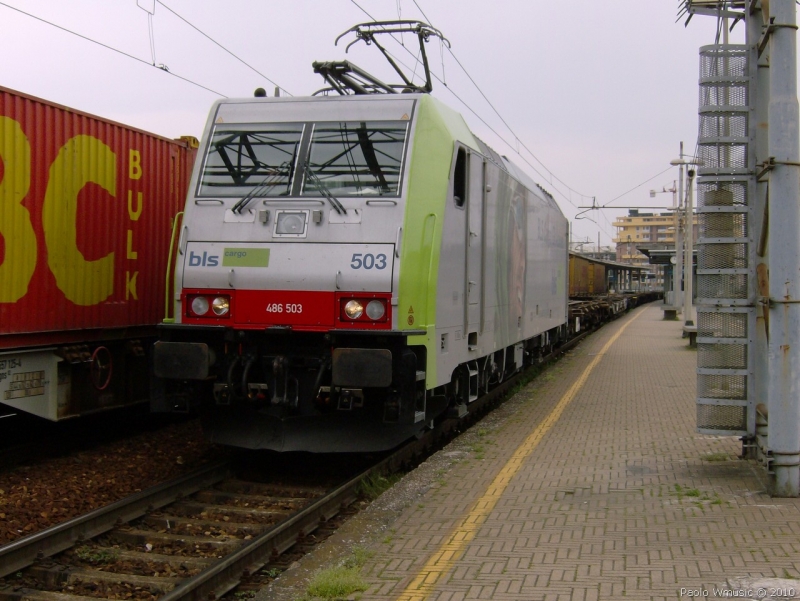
[231,162,290,214]
[356,124,390,193]
[304,162,347,215]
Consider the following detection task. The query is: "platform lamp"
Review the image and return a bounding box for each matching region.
[670,156,704,328]
[626,235,632,291]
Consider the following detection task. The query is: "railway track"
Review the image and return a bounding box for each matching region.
[0,305,630,601]
[0,459,363,601]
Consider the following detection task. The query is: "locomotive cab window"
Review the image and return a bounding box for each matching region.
[302,121,408,197]
[198,124,304,197]
[453,147,467,208]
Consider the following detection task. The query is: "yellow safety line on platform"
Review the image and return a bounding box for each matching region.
[395,308,645,601]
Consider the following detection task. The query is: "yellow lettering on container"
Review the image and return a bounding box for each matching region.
[127,190,142,220]
[0,117,36,303]
[126,230,138,260]
[129,149,142,180]
[43,135,116,306]
[125,271,138,300]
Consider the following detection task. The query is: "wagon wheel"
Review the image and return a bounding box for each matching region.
[450,365,470,405]
[480,356,493,394]
[492,349,506,385]
[90,346,113,391]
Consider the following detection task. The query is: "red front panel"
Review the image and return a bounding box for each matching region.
[181,289,392,331]
[234,290,336,328]
[0,86,197,349]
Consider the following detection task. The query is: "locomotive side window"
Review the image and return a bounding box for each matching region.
[302,121,408,197]
[198,124,304,197]
[453,147,467,207]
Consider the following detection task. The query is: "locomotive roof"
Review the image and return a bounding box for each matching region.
[209,92,563,216]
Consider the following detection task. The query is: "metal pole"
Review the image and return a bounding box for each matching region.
[752,0,770,459]
[671,178,681,308]
[768,0,800,497]
[676,143,685,315]
[683,169,695,326]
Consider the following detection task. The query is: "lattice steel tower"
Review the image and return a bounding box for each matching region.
[682,0,800,496]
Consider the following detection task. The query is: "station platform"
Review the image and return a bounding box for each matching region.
[264,303,800,601]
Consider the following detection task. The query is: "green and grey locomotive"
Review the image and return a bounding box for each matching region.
[153,22,569,452]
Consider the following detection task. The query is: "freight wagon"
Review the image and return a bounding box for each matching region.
[0,86,197,420]
[568,253,608,296]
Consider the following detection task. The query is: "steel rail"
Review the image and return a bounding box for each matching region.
[158,465,365,601]
[0,461,232,579]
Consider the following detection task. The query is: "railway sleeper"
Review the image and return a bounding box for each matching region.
[192,489,310,509]
[165,501,287,523]
[141,514,267,537]
[73,547,212,573]
[213,479,324,498]
[24,564,180,594]
[107,528,241,552]
[0,587,100,601]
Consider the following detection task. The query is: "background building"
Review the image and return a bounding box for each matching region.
[612,209,698,288]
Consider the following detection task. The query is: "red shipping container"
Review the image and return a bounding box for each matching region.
[0,86,197,418]
[0,86,196,346]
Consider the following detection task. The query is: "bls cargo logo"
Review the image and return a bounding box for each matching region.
[189,251,219,267]
[0,116,145,306]
[188,249,270,268]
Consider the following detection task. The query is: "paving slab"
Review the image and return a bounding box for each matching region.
[261,304,800,601]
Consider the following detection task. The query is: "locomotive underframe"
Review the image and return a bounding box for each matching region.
[155,326,437,451]
[154,321,570,452]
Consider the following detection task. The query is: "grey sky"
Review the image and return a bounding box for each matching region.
[1,0,745,245]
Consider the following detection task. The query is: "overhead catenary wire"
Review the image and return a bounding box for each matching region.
[385,0,677,245]
[349,0,597,211]
[364,12,614,239]
[135,0,157,64]
[145,9,157,65]
[155,1,292,97]
[0,0,225,98]
[410,0,594,205]
[600,165,676,208]
[348,0,585,210]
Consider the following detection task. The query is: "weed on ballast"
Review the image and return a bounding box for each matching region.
[357,472,402,500]
[74,545,119,564]
[299,547,373,600]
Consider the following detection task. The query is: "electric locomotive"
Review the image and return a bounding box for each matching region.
[153,22,569,452]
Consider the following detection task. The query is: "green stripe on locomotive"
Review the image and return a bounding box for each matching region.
[399,95,479,385]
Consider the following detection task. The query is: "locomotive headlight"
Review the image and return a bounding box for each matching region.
[365,299,385,320]
[275,211,307,235]
[344,300,364,319]
[191,296,210,316]
[212,296,230,316]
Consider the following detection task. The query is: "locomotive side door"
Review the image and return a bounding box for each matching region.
[466,153,484,337]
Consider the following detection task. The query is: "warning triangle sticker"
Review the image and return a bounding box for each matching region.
[408,306,414,314]
[401,113,410,120]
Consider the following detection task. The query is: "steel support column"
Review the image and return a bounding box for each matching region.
[767,0,800,497]
[751,0,770,463]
